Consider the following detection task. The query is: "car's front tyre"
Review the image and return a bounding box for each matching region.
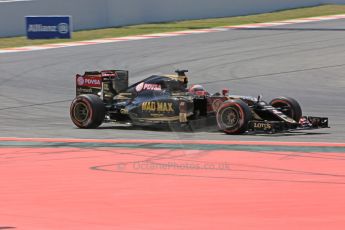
[216,99,252,134]
[270,96,302,122]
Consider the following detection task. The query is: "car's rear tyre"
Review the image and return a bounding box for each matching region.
[216,99,252,134]
[269,96,302,122]
[70,94,105,128]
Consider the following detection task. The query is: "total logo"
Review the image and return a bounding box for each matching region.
[77,76,101,87]
[136,82,162,91]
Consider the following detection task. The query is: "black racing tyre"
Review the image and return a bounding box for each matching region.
[70,94,105,128]
[269,96,302,122]
[216,99,252,134]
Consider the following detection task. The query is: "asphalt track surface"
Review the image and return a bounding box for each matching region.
[1,19,345,141]
[1,19,345,230]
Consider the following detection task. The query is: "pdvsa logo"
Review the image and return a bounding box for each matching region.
[136,82,161,91]
[84,78,101,86]
[77,76,101,87]
[77,76,85,86]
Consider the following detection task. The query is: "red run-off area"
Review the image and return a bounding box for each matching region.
[0,138,345,230]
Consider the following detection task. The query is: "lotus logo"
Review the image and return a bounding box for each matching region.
[58,23,69,34]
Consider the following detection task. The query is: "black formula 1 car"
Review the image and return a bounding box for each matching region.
[70,69,329,134]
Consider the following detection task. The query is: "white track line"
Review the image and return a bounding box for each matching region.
[1,14,345,54]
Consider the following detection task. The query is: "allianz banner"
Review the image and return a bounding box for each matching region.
[26,16,72,39]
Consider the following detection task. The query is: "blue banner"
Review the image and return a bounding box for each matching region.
[26,16,72,39]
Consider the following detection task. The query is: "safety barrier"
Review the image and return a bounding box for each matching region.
[0,0,343,37]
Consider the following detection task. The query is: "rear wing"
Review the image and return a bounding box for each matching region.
[75,70,128,99]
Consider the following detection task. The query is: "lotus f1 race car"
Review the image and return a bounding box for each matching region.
[70,69,329,134]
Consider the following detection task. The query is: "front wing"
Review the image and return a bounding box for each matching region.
[248,116,329,133]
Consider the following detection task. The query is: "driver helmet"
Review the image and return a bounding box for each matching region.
[189,84,209,96]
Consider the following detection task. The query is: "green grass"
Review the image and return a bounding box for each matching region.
[1,4,345,49]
